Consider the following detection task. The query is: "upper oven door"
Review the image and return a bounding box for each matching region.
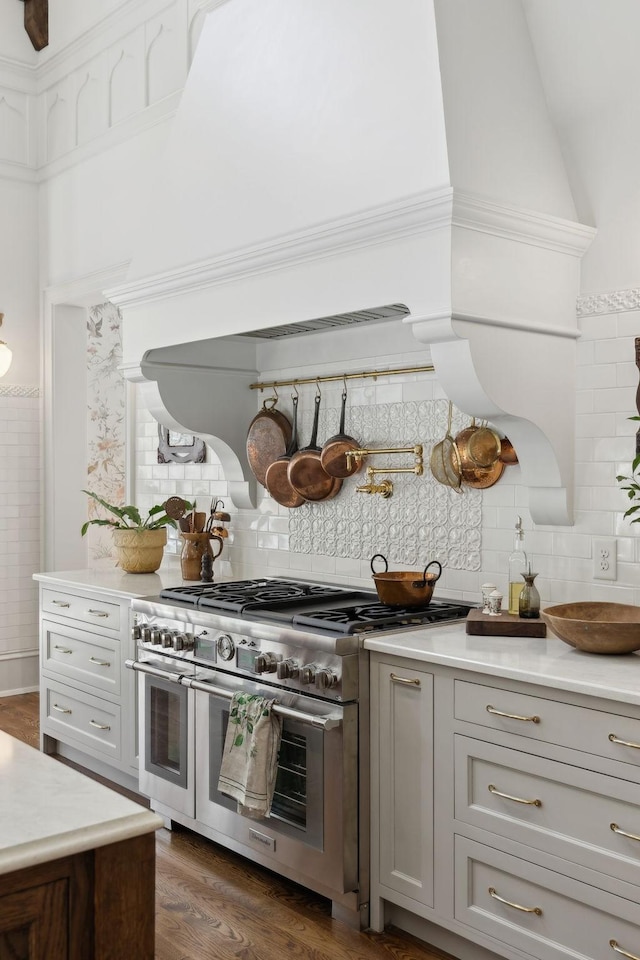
[193,676,358,896]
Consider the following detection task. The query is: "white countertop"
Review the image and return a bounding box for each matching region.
[0,732,163,876]
[364,622,640,707]
[33,561,188,600]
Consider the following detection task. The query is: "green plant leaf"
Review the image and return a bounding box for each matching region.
[234,734,244,747]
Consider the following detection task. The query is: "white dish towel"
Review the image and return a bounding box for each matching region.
[217,692,283,819]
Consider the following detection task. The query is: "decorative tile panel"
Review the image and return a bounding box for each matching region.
[289,400,482,571]
[86,302,125,562]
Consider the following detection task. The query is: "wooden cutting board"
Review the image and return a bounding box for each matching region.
[466,608,546,637]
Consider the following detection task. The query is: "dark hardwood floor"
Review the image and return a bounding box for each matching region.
[1,692,454,960]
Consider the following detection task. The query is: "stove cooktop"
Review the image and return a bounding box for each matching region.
[158,578,474,635]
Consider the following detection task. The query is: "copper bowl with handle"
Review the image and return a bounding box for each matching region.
[370,554,443,607]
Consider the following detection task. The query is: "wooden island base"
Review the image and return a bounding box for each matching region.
[0,832,155,960]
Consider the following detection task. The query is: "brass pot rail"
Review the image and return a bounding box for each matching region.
[249,364,434,392]
[349,444,423,498]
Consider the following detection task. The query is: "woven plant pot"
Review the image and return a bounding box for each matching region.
[112,528,167,573]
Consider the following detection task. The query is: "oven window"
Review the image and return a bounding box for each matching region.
[144,677,189,788]
[209,700,325,849]
[150,686,182,772]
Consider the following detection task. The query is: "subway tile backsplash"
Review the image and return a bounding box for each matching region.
[131,303,640,607]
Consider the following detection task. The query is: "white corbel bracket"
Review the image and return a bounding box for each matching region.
[408,311,579,526]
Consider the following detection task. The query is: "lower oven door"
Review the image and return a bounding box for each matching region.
[193,678,358,896]
[136,660,195,818]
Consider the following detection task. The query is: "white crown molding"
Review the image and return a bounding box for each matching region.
[407,310,581,342]
[453,192,596,257]
[0,384,41,398]
[107,188,456,308]
[0,161,37,184]
[577,288,640,317]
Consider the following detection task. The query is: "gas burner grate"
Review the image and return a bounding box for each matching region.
[159,578,358,613]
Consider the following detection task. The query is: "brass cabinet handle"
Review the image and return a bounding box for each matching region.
[611,823,640,843]
[87,609,110,618]
[89,719,111,731]
[609,733,640,751]
[390,673,421,687]
[89,656,111,667]
[52,703,72,714]
[488,784,542,807]
[486,705,540,723]
[54,645,73,655]
[51,600,70,608]
[610,940,640,960]
[488,887,542,916]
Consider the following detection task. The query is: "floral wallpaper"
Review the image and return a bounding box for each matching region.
[86,302,125,562]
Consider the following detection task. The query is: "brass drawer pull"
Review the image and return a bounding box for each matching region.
[89,719,111,731]
[52,703,72,714]
[486,705,540,723]
[610,940,640,960]
[87,609,110,618]
[488,887,542,916]
[609,733,640,751]
[611,823,640,843]
[89,656,111,667]
[391,673,421,687]
[51,600,70,608]
[488,784,542,807]
[54,645,73,655]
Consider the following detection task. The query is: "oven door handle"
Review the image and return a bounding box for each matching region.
[184,676,342,730]
[125,658,188,684]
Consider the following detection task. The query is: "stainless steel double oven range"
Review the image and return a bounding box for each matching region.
[127,577,472,928]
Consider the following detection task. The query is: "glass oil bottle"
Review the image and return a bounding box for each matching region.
[508,516,527,615]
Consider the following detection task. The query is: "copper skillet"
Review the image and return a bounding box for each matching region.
[320,388,362,479]
[454,419,505,488]
[264,395,306,508]
[287,392,342,502]
[246,395,292,488]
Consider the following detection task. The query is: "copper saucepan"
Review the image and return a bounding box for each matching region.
[287,393,342,502]
[454,419,505,489]
[370,553,443,607]
[264,395,306,508]
[320,388,362,478]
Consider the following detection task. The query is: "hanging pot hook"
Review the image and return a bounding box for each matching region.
[315,378,322,398]
[292,382,299,400]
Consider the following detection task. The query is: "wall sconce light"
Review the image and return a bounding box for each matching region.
[0,314,13,377]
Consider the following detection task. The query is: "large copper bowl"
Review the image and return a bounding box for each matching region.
[541,602,640,654]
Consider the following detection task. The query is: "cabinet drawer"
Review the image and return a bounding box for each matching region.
[455,735,640,888]
[42,621,120,697]
[42,678,120,760]
[41,588,121,632]
[455,836,640,960]
[455,679,640,770]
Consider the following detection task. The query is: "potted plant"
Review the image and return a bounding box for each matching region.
[81,490,183,573]
[617,449,640,524]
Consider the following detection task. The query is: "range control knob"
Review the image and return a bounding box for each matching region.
[172,633,187,651]
[131,624,142,641]
[300,665,316,685]
[315,668,338,691]
[254,652,279,674]
[150,628,162,645]
[160,630,173,648]
[276,658,299,680]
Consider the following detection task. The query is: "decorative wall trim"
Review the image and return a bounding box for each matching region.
[577,288,640,317]
[0,384,40,397]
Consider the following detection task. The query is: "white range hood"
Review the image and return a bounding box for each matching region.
[108,0,595,524]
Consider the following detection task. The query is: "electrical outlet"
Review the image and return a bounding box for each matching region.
[593,537,617,580]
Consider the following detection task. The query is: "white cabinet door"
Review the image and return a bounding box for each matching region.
[372,658,434,916]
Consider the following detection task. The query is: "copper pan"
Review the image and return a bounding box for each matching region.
[499,437,518,464]
[265,395,306,508]
[370,554,443,607]
[320,388,362,478]
[246,395,292,488]
[287,393,342,502]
